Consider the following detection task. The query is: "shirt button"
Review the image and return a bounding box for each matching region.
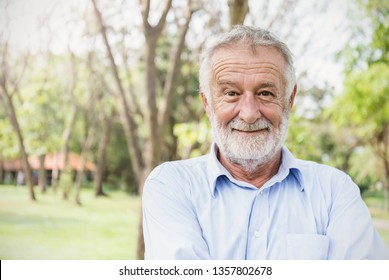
[254,230,260,238]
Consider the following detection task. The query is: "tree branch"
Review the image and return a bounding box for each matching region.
[155,0,173,34]
[267,0,296,30]
[139,0,151,31]
[158,2,194,132]
[120,32,144,119]
[91,0,144,180]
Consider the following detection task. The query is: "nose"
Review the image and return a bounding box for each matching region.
[238,93,262,124]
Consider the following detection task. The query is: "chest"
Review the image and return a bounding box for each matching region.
[194,178,329,259]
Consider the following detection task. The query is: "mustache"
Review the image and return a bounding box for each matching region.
[229,118,272,131]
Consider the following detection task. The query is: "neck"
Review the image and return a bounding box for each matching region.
[217,148,282,188]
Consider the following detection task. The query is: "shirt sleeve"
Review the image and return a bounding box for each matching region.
[326,175,389,259]
[142,163,211,260]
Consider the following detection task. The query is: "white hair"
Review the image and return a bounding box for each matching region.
[199,25,296,105]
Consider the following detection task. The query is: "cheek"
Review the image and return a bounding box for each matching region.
[261,107,284,127]
[214,103,238,126]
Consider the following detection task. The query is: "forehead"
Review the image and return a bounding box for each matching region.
[210,45,287,82]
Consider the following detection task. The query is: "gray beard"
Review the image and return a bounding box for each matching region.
[210,111,289,173]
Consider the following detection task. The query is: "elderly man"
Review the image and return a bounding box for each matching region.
[142,26,389,259]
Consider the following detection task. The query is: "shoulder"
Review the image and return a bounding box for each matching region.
[295,158,349,180]
[143,155,211,210]
[147,155,209,182]
[144,155,210,197]
[283,147,351,190]
[293,158,360,201]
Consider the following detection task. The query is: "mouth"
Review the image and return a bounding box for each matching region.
[232,127,270,134]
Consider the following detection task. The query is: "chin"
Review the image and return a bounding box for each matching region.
[231,158,267,173]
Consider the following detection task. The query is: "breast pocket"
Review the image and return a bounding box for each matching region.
[286,234,329,260]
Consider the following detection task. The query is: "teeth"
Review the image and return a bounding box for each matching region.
[232,127,267,131]
[229,119,272,132]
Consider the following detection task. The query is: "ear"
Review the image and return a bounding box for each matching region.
[288,84,297,110]
[200,91,211,118]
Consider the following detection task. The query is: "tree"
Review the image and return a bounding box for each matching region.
[228,0,249,26]
[84,51,114,197]
[20,53,68,193]
[94,110,112,197]
[91,0,196,259]
[330,0,389,210]
[0,43,36,200]
[330,63,389,210]
[52,50,80,198]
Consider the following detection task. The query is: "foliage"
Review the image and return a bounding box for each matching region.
[0,113,18,158]
[0,0,388,260]
[103,122,137,193]
[174,115,212,159]
[349,147,383,191]
[18,55,68,156]
[329,0,389,208]
[363,0,389,64]
[1,0,388,209]
[330,63,389,137]
[58,166,74,195]
[337,0,388,73]
[286,113,323,163]
[328,63,389,198]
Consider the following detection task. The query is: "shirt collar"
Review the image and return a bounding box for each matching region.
[206,142,304,198]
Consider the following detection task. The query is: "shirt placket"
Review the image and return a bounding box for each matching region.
[246,188,269,259]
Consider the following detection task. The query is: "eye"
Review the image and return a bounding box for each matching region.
[226,91,239,97]
[257,91,274,97]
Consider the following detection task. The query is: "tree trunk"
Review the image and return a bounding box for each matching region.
[228,0,249,27]
[135,170,149,260]
[60,106,78,200]
[93,0,194,260]
[38,154,46,193]
[0,157,3,184]
[92,0,144,182]
[144,39,160,171]
[382,148,389,212]
[0,90,36,200]
[95,115,111,197]
[157,5,194,158]
[74,126,95,205]
[136,201,145,260]
[53,50,78,193]
[379,123,389,212]
[52,104,78,192]
[92,0,147,257]
[51,167,59,192]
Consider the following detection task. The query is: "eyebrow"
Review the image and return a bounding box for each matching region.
[257,82,277,89]
[217,80,277,89]
[217,80,237,86]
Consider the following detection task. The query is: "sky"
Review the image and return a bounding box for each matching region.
[0,0,89,54]
[0,0,357,93]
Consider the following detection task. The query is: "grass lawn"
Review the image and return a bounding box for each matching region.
[363,191,389,247]
[0,185,140,259]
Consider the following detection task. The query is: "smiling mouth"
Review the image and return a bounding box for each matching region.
[232,128,270,133]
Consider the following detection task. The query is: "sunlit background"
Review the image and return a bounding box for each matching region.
[0,0,388,259]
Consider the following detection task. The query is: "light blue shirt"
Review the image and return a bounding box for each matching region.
[142,144,389,259]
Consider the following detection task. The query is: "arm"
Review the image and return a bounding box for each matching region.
[142,163,211,260]
[326,175,389,259]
